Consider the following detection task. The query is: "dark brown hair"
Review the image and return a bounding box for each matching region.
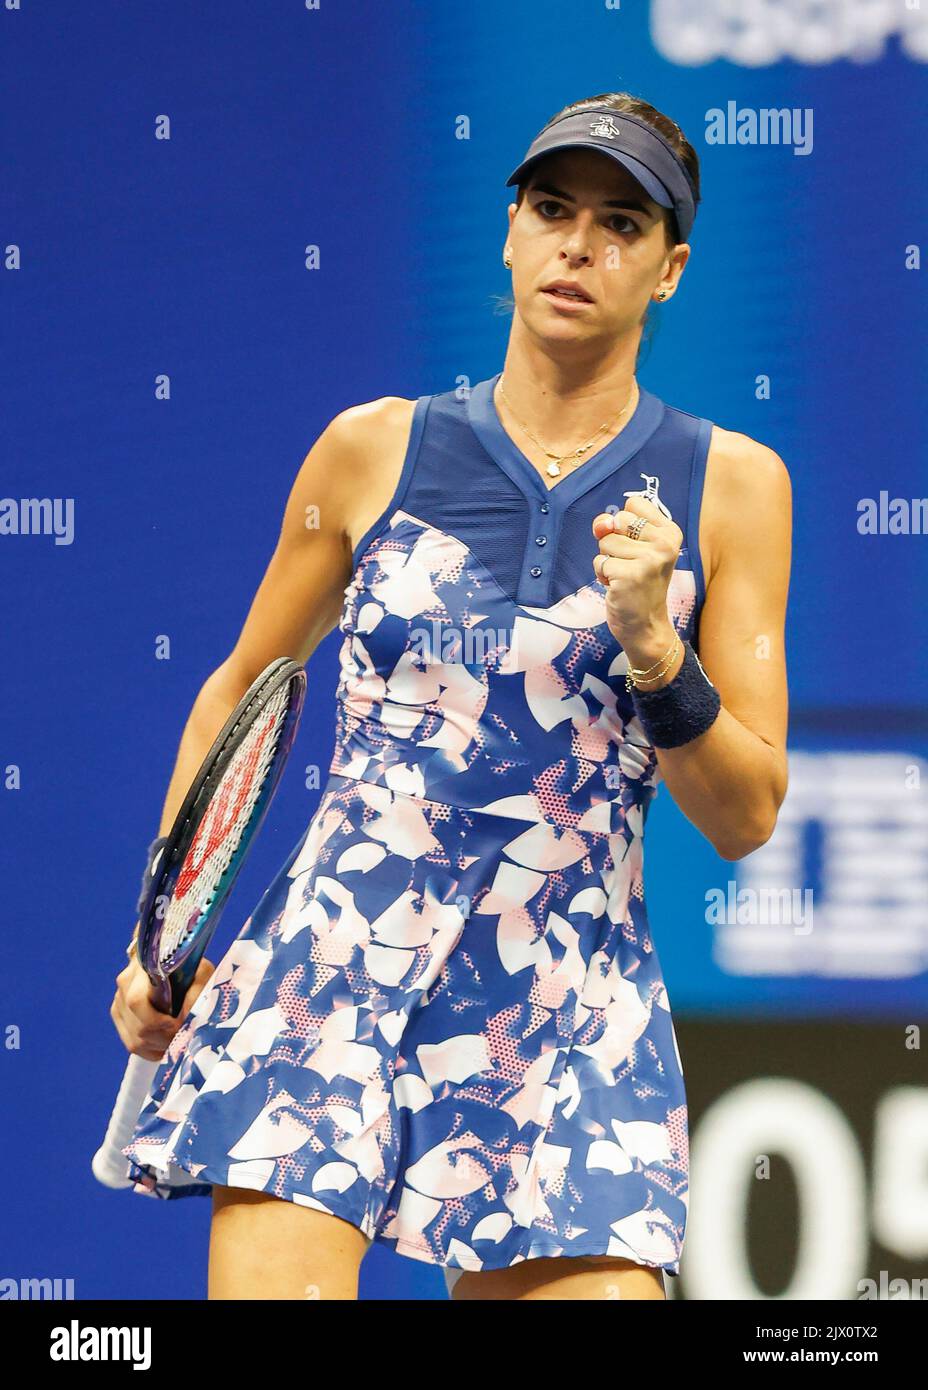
[514,91,701,246]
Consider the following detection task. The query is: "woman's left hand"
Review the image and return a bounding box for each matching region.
[591,495,684,651]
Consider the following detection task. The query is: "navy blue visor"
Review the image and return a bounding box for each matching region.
[505,107,697,243]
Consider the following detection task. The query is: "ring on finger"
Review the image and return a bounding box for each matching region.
[596,555,620,584]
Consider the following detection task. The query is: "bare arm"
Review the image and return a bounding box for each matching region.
[641,430,794,856]
[111,401,375,1056]
[152,416,358,837]
[628,431,792,861]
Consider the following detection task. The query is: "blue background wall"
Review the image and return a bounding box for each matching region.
[2,0,925,1299]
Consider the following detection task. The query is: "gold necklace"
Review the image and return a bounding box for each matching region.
[497,376,637,478]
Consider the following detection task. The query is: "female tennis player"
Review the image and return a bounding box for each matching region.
[110,92,791,1301]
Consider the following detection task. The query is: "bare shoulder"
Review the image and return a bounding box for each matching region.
[329,394,417,443]
[700,424,792,585]
[325,395,418,558]
[706,424,791,491]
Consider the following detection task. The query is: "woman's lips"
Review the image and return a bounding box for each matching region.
[542,287,594,310]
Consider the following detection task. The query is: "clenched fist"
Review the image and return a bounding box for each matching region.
[591,493,685,685]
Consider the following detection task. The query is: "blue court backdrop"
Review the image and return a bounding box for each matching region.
[2,1,926,1300]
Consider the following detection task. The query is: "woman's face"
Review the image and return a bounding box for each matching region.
[506,147,689,345]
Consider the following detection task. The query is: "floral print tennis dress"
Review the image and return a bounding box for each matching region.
[121,372,712,1287]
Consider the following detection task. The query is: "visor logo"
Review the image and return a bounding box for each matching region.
[589,114,623,141]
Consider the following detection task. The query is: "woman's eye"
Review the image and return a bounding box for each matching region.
[535,201,639,235]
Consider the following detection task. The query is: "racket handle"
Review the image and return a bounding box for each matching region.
[91,1053,160,1189]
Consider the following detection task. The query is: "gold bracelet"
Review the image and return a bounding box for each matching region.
[626,650,679,692]
[625,634,681,691]
[627,649,680,691]
[627,634,678,679]
[626,635,681,690]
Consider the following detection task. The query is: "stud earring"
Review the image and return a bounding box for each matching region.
[657,290,668,300]
[503,248,512,268]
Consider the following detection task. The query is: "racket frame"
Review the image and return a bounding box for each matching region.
[135,656,306,1013]
[93,656,306,1190]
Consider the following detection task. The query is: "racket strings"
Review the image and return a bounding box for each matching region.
[157,683,292,966]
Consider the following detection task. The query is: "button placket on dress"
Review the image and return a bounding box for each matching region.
[466,373,665,608]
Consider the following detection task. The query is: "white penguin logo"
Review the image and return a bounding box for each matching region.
[623,472,673,520]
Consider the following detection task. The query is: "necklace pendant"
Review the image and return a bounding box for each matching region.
[546,461,561,478]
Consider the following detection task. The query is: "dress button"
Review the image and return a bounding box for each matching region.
[530,566,542,578]
[535,535,547,546]
[540,502,550,514]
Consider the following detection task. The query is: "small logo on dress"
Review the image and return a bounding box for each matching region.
[622,472,674,520]
[589,114,623,141]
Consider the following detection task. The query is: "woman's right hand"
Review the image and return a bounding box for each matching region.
[110,949,216,1062]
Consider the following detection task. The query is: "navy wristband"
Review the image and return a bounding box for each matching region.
[629,640,721,749]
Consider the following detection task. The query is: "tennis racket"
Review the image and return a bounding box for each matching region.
[92,656,307,1189]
